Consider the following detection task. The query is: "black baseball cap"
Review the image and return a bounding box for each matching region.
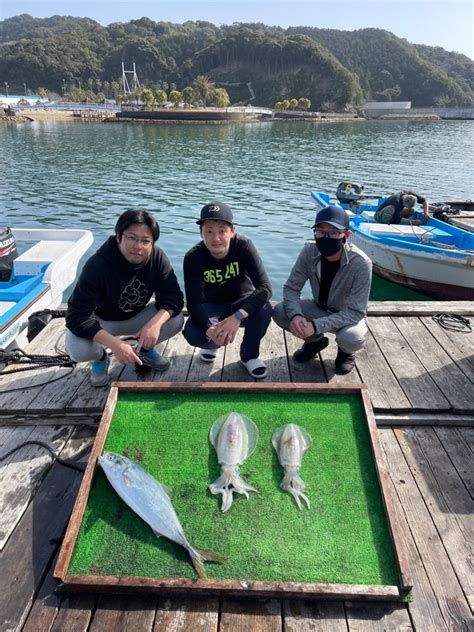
[196,201,233,225]
[312,205,349,231]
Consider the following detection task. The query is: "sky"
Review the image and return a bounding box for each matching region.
[1,0,473,59]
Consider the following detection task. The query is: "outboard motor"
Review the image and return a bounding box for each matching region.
[336,182,364,204]
[0,227,17,282]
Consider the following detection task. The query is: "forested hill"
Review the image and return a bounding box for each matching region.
[1,14,472,109]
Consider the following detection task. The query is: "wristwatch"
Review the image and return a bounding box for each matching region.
[233,309,246,321]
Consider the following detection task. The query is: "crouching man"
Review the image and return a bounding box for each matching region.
[65,208,184,386]
[273,205,372,375]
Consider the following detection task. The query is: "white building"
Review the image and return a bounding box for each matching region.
[363,101,412,118]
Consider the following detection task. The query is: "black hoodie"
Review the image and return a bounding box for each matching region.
[66,236,183,340]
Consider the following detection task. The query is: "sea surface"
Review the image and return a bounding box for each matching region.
[1,118,473,300]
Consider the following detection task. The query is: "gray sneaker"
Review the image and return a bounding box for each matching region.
[89,356,110,387]
[137,347,170,372]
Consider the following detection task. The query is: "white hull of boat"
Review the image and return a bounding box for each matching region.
[351,232,474,300]
[1,228,93,350]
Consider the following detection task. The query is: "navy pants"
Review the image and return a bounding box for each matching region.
[183,299,273,362]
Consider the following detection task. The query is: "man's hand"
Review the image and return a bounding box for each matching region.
[109,338,143,365]
[206,315,241,347]
[290,315,315,340]
[135,321,161,353]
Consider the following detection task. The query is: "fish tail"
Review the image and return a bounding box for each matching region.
[195,547,226,563]
[188,546,226,579]
[191,556,208,579]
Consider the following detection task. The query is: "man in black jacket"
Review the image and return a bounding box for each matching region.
[183,201,272,379]
[65,209,184,386]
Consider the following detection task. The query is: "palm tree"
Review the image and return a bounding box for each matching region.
[192,75,214,107]
[182,86,195,107]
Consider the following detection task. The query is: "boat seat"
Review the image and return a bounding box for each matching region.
[13,240,77,276]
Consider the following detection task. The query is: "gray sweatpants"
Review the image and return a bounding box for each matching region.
[65,303,184,362]
[272,300,367,354]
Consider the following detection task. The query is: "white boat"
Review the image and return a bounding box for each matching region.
[0,228,93,350]
[311,190,474,300]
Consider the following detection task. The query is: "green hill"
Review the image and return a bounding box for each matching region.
[0,15,472,108]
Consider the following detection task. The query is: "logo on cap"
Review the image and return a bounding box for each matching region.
[208,205,220,213]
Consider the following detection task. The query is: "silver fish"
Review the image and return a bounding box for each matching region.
[98,451,225,578]
[272,423,312,510]
[209,412,259,512]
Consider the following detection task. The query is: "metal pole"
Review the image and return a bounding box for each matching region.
[4,82,9,97]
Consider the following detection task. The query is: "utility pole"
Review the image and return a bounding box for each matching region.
[4,82,9,97]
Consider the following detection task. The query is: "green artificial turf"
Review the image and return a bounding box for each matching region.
[68,391,399,587]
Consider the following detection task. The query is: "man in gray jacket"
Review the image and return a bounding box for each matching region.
[272,205,372,374]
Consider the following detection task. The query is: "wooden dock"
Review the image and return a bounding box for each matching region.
[0,302,473,631]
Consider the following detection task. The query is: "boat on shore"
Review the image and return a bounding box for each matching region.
[0,228,93,350]
[311,189,474,301]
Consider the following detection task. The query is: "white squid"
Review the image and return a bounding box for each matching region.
[272,423,312,510]
[208,412,259,512]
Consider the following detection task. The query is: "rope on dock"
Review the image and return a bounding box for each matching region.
[432,313,472,332]
[0,440,86,472]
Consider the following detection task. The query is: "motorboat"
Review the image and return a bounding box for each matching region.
[0,228,93,350]
[311,189,474,300]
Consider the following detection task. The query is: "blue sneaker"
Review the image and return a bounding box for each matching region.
[89,355,110,387]
[137,347,170,372]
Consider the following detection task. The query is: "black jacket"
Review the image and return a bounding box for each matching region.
[66,236,183,340]
[183,234,272,332]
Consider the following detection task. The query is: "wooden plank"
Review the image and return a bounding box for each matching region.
[378,429,450,630]
[380,428,472,629]
[283,599,348,631]
[21,551,63,632]
[153,596,219,631]
[397,427,473,610]
[0,426,94,632]
[375,413,474,427]
[0,319,67,412]
[435,427,474,498]
[88,593,157,631]
[257,320,291,382]
[419,315,474,383]
[221,329,251,382]
[0,414,100,426]
[49,593,95,632]
[285,331,329,384]
[344,601,412,630]
[220,598,282,631]
[0,424,73,550]
[368,317,449,412]
[319,335,363,385]
[153,333,194,383]
[64,356,124,414]
[367,301,474,316]
[394,316,474,412]
[352,329,411,411]
[462,427,474,451]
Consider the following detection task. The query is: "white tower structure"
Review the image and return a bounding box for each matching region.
[121,62,141,96]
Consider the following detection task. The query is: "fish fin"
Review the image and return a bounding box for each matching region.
[271,426,284,452]
[191,557,208,579]
[195,548,226,563]
[296,425,313,451]
[209,413,230,448]
[241,414,259,458]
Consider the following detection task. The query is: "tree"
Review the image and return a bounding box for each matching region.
[274,101,284,111]
[193,75,213,106]
[169,89,181,107]
[210,87,230,108]
[155,88,168,105]
[141,87,155,108]
[182,86,195,107]
[289,98,298,110]
[298,97,311,110]
[281,99,290,110]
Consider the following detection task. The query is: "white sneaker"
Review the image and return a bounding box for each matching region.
[199,348,219,363]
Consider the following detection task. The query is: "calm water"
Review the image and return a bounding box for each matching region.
[1,119,473,300]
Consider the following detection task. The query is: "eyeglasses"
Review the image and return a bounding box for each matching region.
[123,233,153,246]
[313,228,344,239]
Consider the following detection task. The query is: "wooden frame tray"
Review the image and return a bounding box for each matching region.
[55,382,412,600]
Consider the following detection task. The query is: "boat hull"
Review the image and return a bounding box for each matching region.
[350,232,474,301]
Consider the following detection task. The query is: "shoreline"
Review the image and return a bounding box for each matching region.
[0,108,461,124]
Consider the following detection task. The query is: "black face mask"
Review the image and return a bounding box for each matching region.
[316,237,344,257]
